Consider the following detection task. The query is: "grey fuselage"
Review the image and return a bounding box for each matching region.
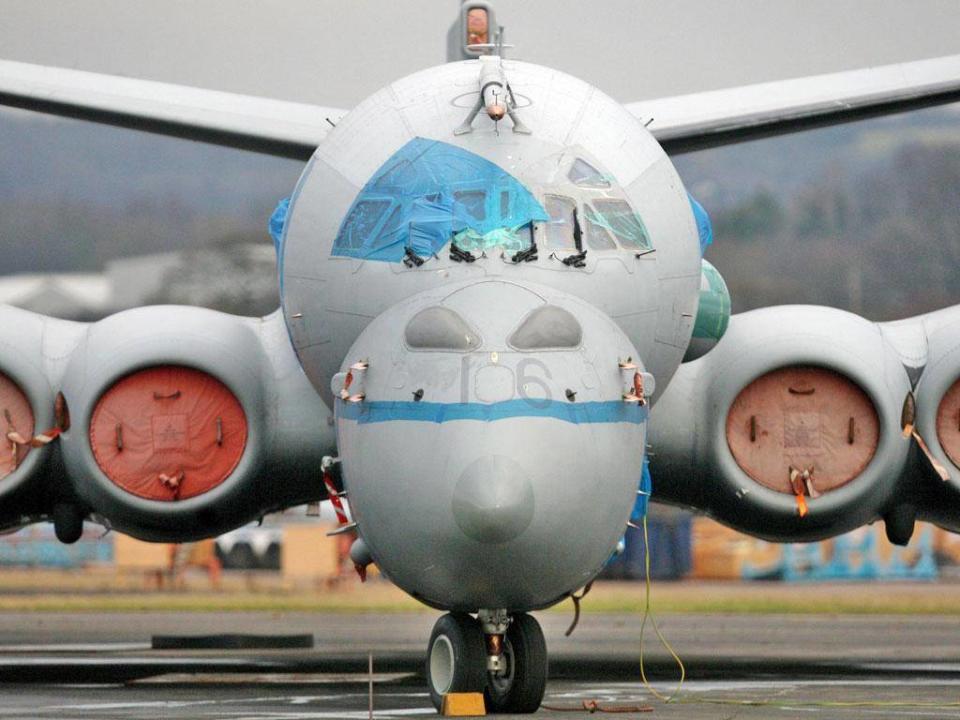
[279,59,701,610]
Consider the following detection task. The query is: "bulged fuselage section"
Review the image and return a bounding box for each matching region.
[278,59,702,404]
[276,59,701,609]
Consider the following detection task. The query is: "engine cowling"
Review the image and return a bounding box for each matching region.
[649,305,912,542]
[904,306,960,532]
[0,305,85,538]
[48,307,335,542]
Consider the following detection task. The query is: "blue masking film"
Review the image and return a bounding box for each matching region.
[336,398,648,426]
[269,197,290,252]
[631,455,652,521]
[687,192,713,256]
[332,137,548,262]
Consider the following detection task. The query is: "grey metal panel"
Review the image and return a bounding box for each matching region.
[0,60,343,159]
[627,54,960,155]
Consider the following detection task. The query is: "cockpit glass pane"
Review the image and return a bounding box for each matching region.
[568,158,610,188]
[591,199,652,250]
[336,199,391,251]
[543,195,577,250]
[405,307,481,352]
[509,306,583,350]
[454,190,486,222]
[584,208,617,250]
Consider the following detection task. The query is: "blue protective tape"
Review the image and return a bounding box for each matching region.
[687,192,713,256]
[269,197,290,252]
[337,398,648,425]
[631,455,652,521]
[332,137,549,263]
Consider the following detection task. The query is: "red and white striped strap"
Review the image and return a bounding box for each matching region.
[322,468,350,526]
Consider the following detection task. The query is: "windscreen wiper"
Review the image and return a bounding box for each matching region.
[450,244,477,263]
[511,242,538,263]
[561,209,588,267]
[403,247,426,267]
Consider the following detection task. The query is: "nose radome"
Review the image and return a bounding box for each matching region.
[452,455,535,544]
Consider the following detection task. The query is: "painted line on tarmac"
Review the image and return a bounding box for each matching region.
[0,656,275,666]
[129,672,416,685]
[0,643,150,653]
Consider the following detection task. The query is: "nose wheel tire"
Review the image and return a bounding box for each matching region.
[485,613,547,714]
[426,613,487,712]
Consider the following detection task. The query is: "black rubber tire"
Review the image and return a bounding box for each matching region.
[426,613,487,712]
[484,613,548,714]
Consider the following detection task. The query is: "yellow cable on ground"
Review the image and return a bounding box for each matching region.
[635,516,960,713]
[638,514,685,703]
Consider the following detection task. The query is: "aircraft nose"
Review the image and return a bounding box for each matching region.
[451,455,535,544]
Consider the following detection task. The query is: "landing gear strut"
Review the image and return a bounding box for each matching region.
[426,610,547,714]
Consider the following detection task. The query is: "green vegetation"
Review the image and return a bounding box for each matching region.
[706,142,960,321]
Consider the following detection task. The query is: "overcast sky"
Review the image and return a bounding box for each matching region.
[1,1,959,108]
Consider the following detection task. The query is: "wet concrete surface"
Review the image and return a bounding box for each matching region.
[0,612,957,718]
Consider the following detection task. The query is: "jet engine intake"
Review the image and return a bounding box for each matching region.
[57,307,333,542]
[649,305,912,542]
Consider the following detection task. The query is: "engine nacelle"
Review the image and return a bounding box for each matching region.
[57,307,333,542]
[903,306,960,532]
[649,305,912,542]
[0,305,85,538]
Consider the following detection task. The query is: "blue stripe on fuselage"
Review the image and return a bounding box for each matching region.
[336,399,648,425]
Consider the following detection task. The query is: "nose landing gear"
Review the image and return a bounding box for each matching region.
[426,610,547,714]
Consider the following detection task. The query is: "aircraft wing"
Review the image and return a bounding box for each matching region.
[0,59,342,159]
[629,53,960,155]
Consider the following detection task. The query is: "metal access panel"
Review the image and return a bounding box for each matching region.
[726,366,880,495]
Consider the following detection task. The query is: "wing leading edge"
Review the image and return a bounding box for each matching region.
[0,59,343,159]
[6,52,960,160]
[629,53,960,155]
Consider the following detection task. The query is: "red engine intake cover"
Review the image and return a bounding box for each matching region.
[90,366,247,501]
[0,371,34,481]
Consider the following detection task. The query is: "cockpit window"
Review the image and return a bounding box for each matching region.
[454,190,486,222]
[405,307,481,352]
[543,195,577,250]
[590,199,652,250]
[568,159,610,188]
[584,208,617,250]
[509,305,583,350]
[334,199,392,251]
